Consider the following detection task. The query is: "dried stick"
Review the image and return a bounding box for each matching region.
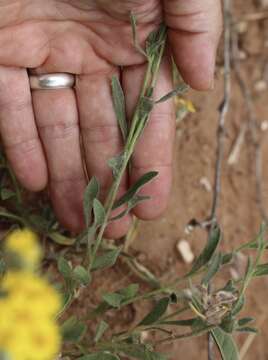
[208,0,232,358]
[238,11,268,22]
[232,31,268,223]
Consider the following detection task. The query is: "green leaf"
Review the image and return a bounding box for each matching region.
[159,318,196,327]
[57,257,72,279]
[48,232,76,246]
[238,317,255,327]
[111,76,128,141]
[102,292,124,308]
[73,265,91,286]
[139,297,170,326]
[155,84,189,104]
[188,225,222,276]
[202,252,222,285]
[88,301,110,319]
[211,327,239,360]
[61,316,87,343]
[94,320,109,343]
[119,284,139,300]
[0,259,6,276]
[1,188,15,201]
[253,262,268,277]
[84,177,100,227]
[221,253,234,265]
[108,154,125,179]
[113,172,158,209]
[117,344,167,360]
[232,295,245,316]
[236,327,258,334]
[146,24,167,58]
[78,352,120,360]
[139,96,154,117]
[222,280,236,293]
[220,315,235,334]
[110,195,150,221]
[93,199,106,227]
[130,12,147,58]
[91,248,121,271]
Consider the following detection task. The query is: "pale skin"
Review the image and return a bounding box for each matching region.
[0,0,222,237]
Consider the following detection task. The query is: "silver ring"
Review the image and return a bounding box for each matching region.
[29,73,75,90]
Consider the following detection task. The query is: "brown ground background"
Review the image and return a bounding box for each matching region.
[87,1,268,358]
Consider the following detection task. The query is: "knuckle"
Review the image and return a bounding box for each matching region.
[38,123,78,140]
[6,137,40,154]
[81,123,122,145]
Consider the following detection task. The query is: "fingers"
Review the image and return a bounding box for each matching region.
[32,88,86,232]
[122,57,175,220]
[76,71,132,238]
[0,66,47,191]
[164,0,222,90]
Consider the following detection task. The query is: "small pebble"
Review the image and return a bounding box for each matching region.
[176,240,194,264]
[254,79,267,92]
[261,120,268,131]
[236,21,248,34]
[141,331,150,342]
[199,177,212,193]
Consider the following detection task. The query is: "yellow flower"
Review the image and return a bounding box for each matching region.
[175,98,196,113]
[1,271,62,317]
[0,271,62,360]
[1,319,61,360]
[5,229,42,269]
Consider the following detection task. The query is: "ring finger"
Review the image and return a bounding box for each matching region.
[32,86,87,232]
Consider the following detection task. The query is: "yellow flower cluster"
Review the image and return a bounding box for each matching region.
[5,228,42,270]
[0,229,62,360]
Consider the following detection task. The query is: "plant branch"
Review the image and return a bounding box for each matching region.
[208,0,232,358]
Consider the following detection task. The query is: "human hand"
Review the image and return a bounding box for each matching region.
[0,0,222,237]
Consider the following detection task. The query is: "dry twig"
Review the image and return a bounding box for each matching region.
[208,1,232,359]
[232,30,268,223]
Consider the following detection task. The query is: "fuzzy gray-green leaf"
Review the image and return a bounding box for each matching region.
[113,171,158,209]
[236,326,258,334]
[91,248,121,271]
[61,316,87,343]
[73,265,91,286]
[111,76,128,141]
[119,283,139,300]
[211,327,239,360]
[202,252,222,285]
[108,154,125,179]
[253,262,268,277]
[188,225,222,276]
[102,292,124,308]
[237,317,254,327]
[58,257,72,279]
[94,320,109,343]
[139,297,169,326]
[84,177,100,227]
[93,199,106,227]
[155,84,189,104]
[78,353,120,360]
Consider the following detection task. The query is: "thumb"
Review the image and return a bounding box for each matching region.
[164,0,222,90]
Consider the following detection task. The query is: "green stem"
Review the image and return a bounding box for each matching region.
[154,325,216,345]
[88,28,167,271]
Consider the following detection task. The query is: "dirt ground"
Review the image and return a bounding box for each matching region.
[66,1,268,359]
[89,1,268,358]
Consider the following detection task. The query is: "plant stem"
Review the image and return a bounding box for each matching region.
[155,325,216,345]
[89,27,167,271]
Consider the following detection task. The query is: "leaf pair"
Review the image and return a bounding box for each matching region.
[102,283,139,309]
